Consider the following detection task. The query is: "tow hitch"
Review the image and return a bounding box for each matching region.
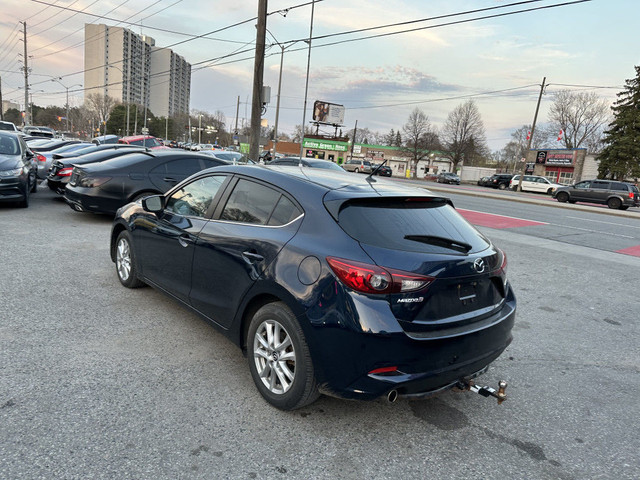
[457,379,508,404]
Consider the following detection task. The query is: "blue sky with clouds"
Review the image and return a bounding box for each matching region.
[1,0,638,149]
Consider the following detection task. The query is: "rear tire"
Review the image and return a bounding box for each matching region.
[498,183,506,190]
[607,197,622,210]
[247,302,319,410]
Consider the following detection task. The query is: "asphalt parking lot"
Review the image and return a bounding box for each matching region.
[1,187,638,479]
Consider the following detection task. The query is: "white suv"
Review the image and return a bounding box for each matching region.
[510,175,563,195]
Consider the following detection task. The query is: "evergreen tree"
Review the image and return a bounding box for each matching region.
[385,128,395,146]
[395,131,402,147]
[598,65,640,180]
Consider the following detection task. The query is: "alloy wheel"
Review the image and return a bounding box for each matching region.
[116,238,132,281]
[253,319,296,395]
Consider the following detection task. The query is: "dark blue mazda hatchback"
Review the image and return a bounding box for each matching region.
[110,165,515,410]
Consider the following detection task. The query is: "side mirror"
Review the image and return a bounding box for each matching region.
[142,195,164,213]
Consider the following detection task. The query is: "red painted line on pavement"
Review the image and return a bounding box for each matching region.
[458,209,548,229]
[616,245,640,257]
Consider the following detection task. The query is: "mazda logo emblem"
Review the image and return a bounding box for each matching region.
[473,258,485,273]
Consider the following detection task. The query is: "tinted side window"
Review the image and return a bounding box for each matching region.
[610,183,628,191]
[166,175,226,217]
[592,181,610,190]
[268,195,302,226]
[220,179,281,225]
[575,181,590,189]
[165,158,201,175]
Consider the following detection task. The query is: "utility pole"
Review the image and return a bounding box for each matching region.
[234,96,240,136]
[0,76,4,121]
[249,0,267,161]
[297,0,316,160]
[517,76,546,192]
[349,120,358,161]
[21,21,29,126]
[272,44,285,156]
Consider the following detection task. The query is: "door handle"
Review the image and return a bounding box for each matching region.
[178,234,194,247]
[163,177,178,183]
[242,251,264,263]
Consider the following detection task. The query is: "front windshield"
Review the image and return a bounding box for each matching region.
[0,134,20,155]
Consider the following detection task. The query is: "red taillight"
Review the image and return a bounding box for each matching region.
[494,248,508,275]
[36,154,46,163]
[326,257,433,294]
[369,366,398,375]
[58,167,73,176]
[629,192,634,199]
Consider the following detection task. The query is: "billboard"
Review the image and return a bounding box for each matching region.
[313,101,345,125]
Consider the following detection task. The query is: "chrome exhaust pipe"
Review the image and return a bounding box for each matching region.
[387,390,398,403]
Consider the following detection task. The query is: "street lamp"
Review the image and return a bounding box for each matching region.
[106,63,130,136]
[50,77,82,134]
[266,30,301,157]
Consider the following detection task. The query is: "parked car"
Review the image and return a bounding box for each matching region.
[342,158,373,173]
[92,134,120,145]
[477,176,491,187]
[32,142,92,180]
[22,126,55,138]
[200,150,253,165]
[487,174,514,190]
[371,163,393,177]
[117,135,167,150]
[510,175,563,195]
[0,120,18,132]
[47,146,145,193]
[268,157,346,172]
[64,150,229,215]
[436,172,461,185]
[110,165,516,410]
[0,131,38,207]
[553,179,640,210]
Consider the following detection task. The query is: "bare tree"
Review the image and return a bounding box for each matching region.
[401,108,440,178]
[292,124,314,143]
[547,90,610,150]
[85,93,118,135]
[440,100,488,169]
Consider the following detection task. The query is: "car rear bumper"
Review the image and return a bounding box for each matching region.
[306,286,516,401]
[63,186,120,214]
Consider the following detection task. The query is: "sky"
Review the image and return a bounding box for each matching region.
[0,0,638,151]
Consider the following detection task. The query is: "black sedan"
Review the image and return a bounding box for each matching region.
[111,165,515,410]
[64,150,228,215]
[47,146,145,194]
[0,131,38,207]
[371,163,392,177]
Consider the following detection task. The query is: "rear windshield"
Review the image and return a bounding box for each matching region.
[337,199,490,254]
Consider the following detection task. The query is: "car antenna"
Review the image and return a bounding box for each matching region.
[367,158,388,183]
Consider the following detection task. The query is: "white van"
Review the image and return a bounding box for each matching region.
[510,175,563,195]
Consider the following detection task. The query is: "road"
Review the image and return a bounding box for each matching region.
[1,186,638,480]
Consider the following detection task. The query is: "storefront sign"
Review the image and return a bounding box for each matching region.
[303,139,349,152]
[545,151,575,166]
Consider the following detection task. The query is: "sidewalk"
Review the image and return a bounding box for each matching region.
[395,178,640,220]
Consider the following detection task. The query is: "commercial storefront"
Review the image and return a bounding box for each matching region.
[525,148,588,184]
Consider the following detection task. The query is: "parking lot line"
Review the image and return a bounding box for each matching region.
[457,209,547,229]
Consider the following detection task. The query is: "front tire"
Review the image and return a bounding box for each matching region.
[556,192,569,203]
[247,302,319,410]
[18,185,29,208]
[115,231,144,288]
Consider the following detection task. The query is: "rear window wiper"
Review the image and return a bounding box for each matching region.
[404,235,472,253]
